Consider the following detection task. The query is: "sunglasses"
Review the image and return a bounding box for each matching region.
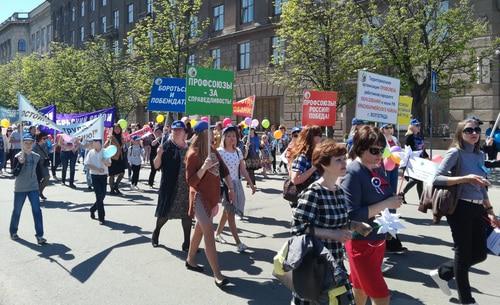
[383,126,393,129]
[368,147,384,155]
[292,134,299,138]
[463,127,481,135]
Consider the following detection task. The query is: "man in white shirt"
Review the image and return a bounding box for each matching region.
[84,138,111,225]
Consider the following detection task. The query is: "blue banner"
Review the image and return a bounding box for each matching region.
[147,77,186,112]
[0,106,19,122]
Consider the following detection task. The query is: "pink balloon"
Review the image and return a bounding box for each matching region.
[223,118,232,127]
[201,116,209,122]
[432,155,444,164]
[251,119,259,128]
[244,117,252,126]
[383,157,396,171]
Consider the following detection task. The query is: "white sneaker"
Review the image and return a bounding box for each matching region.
[215,234,228,244]
[237,243,248,253]
[429,269,451,296]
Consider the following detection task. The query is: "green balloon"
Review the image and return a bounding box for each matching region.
[383,147,391,158]
[262,119,270,129]
[118,119,128,130]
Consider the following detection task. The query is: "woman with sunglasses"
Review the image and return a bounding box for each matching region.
[215,126,256,252]
[429,119,499,305]
[341,125,402,305]
[401,119,428,203]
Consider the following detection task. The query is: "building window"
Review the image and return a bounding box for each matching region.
[102,0,107,6]
[81,1,85,17]
[113,40,120,55]
[188,54,196,66]
[211,48,221,69]
[31,33,35,51]
[238,42,250,70]
[147,0,153,14]
[128,4,134,24]
[127,36,134,54]
[190,16,198,38]
[241,0,254,24]
[271,36,284,64]
[47,25,51,44]
[71,30,75,45]
[80,26,85,42]
[274,0,286,15]
[18,39,26,52]
[101,16,107,33]
[41,28,45,48]
[72,6,76,21]
[90,21,96,36]
[113,10,119,29]
[91,0,95,11]
[213,5,224,31]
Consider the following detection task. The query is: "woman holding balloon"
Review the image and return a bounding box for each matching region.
[106,123,127,195]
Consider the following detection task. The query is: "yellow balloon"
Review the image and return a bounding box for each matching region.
[190,119,197,127]
[156,114,165,123]
[390,153,401,165]
[0,119,9,128]
[274,130,283,140]
[240,121,247,129]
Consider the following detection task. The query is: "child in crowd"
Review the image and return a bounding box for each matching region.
[84,138,111,225]
[260,134,272,178]
[128,135,144,191]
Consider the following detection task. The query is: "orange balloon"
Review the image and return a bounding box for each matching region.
[274,130,283,140]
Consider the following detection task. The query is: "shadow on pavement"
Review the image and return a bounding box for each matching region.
[222,277,290,305]
[399,233,455,248]
[258,188,283,195]
[71,235,150,283]
[101,219,152,235]
[15,238,75,261]
[244,215,291,229]
[401,216,448,226]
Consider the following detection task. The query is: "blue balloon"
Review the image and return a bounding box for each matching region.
[494,133,500,144]
[103,145,117,159]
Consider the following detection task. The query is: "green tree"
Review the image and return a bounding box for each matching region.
[274,0,365,108]
[348,0,499,122]
[128,0,205,121]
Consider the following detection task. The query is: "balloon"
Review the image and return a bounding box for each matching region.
[240,121,247,129]
[118,119,128,130]
[251,119,259,128]
[390,153,401,165]
[243,128,249,136]
[494,133,500,144]
[432,155,444,164]
[244,117,252,126]
[382,147,391,158]
[190,119,197,127]
[383,157,396,171]
[0,118,10,128]
[62,134,73,143]
[103,145,118,159]
[156,114,165,123]
[223,118,232,127]
[262,119,270,129]
[390,146,402,153]
[274,130,283,140]
[201,116,209,122]
[181,116,188,123]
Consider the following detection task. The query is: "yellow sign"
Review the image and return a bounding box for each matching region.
[398,96,413,125]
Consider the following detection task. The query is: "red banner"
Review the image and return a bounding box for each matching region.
[233,95,255,117]
[301,90,337,127]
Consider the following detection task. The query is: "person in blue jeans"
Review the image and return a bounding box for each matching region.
[9,134,47,245]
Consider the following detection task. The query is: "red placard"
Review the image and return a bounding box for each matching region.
[301,90,337,127]
[233,95,255,117]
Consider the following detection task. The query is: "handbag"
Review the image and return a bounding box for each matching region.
[283,175,316,208]
[419,150,462,221]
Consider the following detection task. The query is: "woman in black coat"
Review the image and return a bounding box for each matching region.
[151,121,192,251]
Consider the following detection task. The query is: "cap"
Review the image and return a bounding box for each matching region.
[291,127,302,134]
[352,118,364,126]
[154,126,163,132]
[194,121,209,133]
[381,123,393,129]
[23,134,34,142]
[132,135,140,141]
[410,119,421,126]
[466,115,483,125]
[171,120,186,129]
[222,125,238,134]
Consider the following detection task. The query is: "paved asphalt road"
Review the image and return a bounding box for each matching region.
[0,155,499,305]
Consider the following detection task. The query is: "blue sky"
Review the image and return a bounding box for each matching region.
[0,0,45,23]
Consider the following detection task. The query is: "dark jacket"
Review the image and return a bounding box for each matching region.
[155,140,185,218]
